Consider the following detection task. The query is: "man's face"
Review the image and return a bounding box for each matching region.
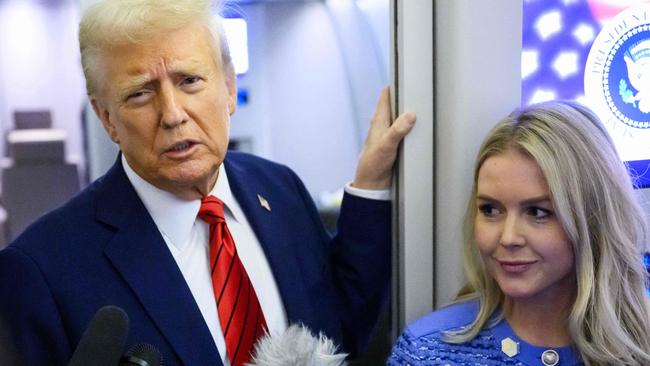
[91,23,235,199]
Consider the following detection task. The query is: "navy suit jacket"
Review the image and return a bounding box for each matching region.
[0,152,391,365]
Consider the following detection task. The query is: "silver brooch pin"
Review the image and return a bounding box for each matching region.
[541,349,559,366]
[257,194,271,211]
[501,337,520,357]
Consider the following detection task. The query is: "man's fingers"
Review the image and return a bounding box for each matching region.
[353,99,416,189]
[384,112,416,147]
[371,87,392,127]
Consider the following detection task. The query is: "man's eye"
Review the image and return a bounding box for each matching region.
[478,204,499,217]
[126,91,151,103]
[180,76,204,92]
[182,76,201,85]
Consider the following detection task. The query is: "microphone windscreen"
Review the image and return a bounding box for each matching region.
[67,305,129,366]
[248,324,347,366]
[120,343,162,366]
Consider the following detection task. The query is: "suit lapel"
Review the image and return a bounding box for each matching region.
[95,159,223,365]
[224,156,317,326]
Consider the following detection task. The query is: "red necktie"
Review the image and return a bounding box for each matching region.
[198,196,267,366]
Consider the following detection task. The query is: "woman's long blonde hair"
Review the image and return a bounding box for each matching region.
[447,101,650,365]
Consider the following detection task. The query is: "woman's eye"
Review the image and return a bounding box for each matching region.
[527,207,551,220]
[478,204,499,217]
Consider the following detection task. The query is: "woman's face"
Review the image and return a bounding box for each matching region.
[474,149,575,304]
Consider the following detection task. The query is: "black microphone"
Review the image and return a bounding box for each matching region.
[119,343,162,366]
[67,305,130,366]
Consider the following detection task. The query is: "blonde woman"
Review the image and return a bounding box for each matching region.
[388,101,650,365]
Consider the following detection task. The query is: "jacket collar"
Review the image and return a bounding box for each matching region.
[223,154,317,327]
[95,157,223,365]
[94,153,320,363]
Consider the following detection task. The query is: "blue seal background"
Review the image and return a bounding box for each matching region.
[606,27,650,128]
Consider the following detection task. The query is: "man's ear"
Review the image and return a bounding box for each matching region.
[91,97,120,144]
[227,74,237,116]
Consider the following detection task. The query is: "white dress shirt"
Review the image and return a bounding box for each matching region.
[121,155,389,365]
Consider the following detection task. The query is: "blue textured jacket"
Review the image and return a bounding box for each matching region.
[388,301,583,365]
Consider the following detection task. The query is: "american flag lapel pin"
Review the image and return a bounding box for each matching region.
[257,194,271,211]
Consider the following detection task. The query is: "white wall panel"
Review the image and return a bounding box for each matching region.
[393,0,522,331]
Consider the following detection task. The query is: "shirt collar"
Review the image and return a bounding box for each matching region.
[121,155,242,250]
[210,159,244,225]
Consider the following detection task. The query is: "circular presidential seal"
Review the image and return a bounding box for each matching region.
[585,4,650,131]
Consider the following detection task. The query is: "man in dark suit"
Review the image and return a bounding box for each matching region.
[0,1,415,365]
